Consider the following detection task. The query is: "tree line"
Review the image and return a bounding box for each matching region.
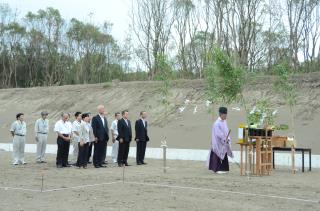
[0,5,136,88]
[1,0,320,88]
[132,0,320,79]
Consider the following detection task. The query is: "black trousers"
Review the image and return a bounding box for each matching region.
[102,143,107,163]
[93,140,106,166]
[118,141,130,164]
[77,142,89,167]
[56,135,70,166]
[87,143,93,162]
[136,141,147,163]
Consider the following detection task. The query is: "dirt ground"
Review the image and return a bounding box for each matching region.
[0,152,319,211]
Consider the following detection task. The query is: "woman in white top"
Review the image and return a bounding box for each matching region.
[77,113,93,168]
[111,112,121,163]
[72,112,82,165]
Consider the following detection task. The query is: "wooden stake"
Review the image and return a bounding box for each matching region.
[161,137,167,173]
[40,171,45,192]
[291,145,296,174]
[122,165,125,184]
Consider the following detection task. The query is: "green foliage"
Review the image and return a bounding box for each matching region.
[205,47,245,105]
[247,99,289,130]
[123,71,148,81]
[5,22,26,35]
[274,124,289,131]
[103,82,112,88]
[154,54,174,105]
[273,62,297,109]
[272,61,297,133]
[247,100,277,127]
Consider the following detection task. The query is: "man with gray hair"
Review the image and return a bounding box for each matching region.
[34,111,49,163]
[10,113,27,165]
[91,105,109,168]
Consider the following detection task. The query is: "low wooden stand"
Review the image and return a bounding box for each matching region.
[238,128,273,176]
[239,136,273,176]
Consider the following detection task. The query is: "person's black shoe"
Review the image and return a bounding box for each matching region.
[142,162,147,165]
[94,165,100,168]
[124,163,131,166]
[118,163,123,167]
[56,165,63,168]
[63,164,72,168]
[137,162,142,165]
[99,165,107,168]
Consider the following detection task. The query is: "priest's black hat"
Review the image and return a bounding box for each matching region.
[219,107,228,114]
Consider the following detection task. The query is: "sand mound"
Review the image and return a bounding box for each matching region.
[0,74,319,153]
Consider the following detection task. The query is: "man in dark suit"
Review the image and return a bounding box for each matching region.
[91,105,109,168]
[117,110,132,167]
[135,111,149,165]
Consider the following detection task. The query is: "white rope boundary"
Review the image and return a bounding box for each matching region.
[0,186,40,192]
[0,181,319,204]
[41,181,120,193]
[0,181,121,193]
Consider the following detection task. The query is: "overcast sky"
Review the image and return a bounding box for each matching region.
[1,0,315,62]
[1,0,132,42]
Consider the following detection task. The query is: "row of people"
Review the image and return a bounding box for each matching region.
[9,105,150,168]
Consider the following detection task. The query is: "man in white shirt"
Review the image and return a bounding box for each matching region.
[54,112,72,168]
[10,113,27,165]
[72,112,82,165]
[111,112,121,163]
[34,111,49,163]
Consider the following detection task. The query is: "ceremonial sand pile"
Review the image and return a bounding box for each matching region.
[0,73,320,152]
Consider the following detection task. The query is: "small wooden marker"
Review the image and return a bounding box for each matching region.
[122,165,125,184]
[40,171,45,192]
[161,137,168,173]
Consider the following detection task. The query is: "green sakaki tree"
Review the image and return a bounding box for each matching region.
[273,62,297,136]
[205,47,246,115]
